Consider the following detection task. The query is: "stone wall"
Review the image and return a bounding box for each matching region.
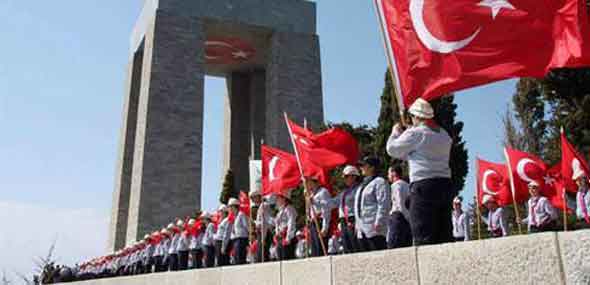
[63,230,590,285]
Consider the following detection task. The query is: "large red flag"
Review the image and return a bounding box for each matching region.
[504,147,548,204]
[561,131,590,193]
[476,158,511,206]
[313,128,360,165]
[286,118,349,172]
[375,0,590,108]
[545,162,574,212]
[261,145,301,196]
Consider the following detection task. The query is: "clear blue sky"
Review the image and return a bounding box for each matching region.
[0,0,515,275]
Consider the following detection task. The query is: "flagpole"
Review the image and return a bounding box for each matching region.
[372,0,407,126]
[284,112,328,257]
[503,147,524,235]
[475,158,482,240]
[260,139,265,263]
[302,118,310,258]
[560,127,568,232]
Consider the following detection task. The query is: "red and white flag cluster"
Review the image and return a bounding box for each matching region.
[260,116,360,197]
[477,131,588,211]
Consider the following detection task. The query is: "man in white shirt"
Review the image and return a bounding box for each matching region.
[354,156,391,251]
[214,204,232,266]
[522,181,558,233]
[331,165,361,253]
[387,165,412,248]
[482,195,509,237]
[387,98,454,245]
[305,176,332,257]
[228,197,249,265]
[451,196,470,241]
[574,169,590,228]
[251,189,274,262]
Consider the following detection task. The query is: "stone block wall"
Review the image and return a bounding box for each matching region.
[63,230,590,285]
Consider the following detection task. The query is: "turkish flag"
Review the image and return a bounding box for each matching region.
[286,118,349,172]
[561,131,590,192]
[476,158,511,206]
[545,163,574,212]
[314,128,361,165]
[375,0,590,107]
[239,191,251,216]
[504,147,549,203]
[261,145,301,196]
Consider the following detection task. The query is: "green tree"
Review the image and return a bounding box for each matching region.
[512,78,547,157]
[219,169,236,204]
[502,105,526,150]
[374,70,404,174]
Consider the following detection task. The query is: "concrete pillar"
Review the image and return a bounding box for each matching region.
[108,47,143,251]
[125,10,205,244]
[265,32,324,151]
[223,72,252,193]
[249,70,266,160]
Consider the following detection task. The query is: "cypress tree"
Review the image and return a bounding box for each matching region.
[219,169,236,204]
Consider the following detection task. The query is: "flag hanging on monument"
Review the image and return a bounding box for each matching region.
[561,130,590,193]
[476,158,511,206]
[374,0,590,108]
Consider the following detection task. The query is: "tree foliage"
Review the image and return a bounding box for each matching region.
[219,169,236,204]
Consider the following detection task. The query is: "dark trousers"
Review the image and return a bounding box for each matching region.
[145,257,154,273]
[409,178,455,246]
[359,234,387,252]
[232,238,249,265]
[339,218,359,253]
[530,221,557,233]
[257,230,273,263]
[204,245,216,268]
[167,253,179,271]
[453,237,465,242]
[190,249,203,269]
[178,251,189,270]
[215,240,230,266]
[278,238,297,261]
[154,256,165,272]
[310,223,328,257]
[388,212,413,249]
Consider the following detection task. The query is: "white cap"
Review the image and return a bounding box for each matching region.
[573,169,587,180]
[528,180,540,188]
[160,229,169,235]
[200,211,211,219]
[188,218,196,226]
[143,234,150,240]
[296,230,302,236]
[249,188,262,198]
[342,165,360,177]
[167,223,174,229]
[453,197,462,204]
[482,195,495,204]
[176,220,185,227]
[408,98,434,119]
[228,198,240,207]
[218,204,227,212]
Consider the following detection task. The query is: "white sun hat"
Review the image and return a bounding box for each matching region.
[408,98,434,119]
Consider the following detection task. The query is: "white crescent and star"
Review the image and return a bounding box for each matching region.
[409,0,515,53]
[572,158,582,174]
[482,169,499,195]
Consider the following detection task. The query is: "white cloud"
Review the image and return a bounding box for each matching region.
[0,200,108,283]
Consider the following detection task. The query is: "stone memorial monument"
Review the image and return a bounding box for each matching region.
[107,0,324,251]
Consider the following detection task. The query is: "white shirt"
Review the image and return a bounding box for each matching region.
[230,211,249,239]
[168,233,181,254]
[310,187,332,233]
[189,232,203,250]
[484,207,508,236]
[201,223,215,247]
[576,188,590,221]
[295,239,307,259]
[452,210,470,240]
[275,205,297,241]
[354,176,391,239]
[255,202,275,232]
[331,184,359,218]
[176,232,189,252]
[386,124,452,182]
[523,196,557,230]
[390,179,410,221]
